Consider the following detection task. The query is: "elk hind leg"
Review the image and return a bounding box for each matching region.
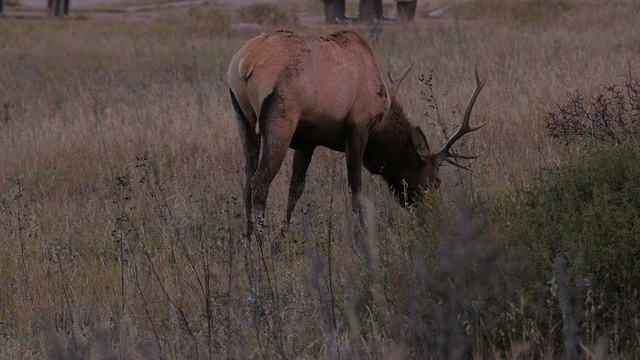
[230,88,260,242]
[286,146,316,226]
[250,92,298,244]
[242,135,260,241]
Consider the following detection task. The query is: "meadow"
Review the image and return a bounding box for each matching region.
[1,0,640,358]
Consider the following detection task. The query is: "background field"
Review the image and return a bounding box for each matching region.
[1,0,640,358]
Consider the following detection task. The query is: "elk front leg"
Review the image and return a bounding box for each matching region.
[345,127,369,218]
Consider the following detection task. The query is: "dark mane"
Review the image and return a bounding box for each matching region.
[364,99,425,193]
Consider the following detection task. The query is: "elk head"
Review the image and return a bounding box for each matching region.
[371,68,486,206]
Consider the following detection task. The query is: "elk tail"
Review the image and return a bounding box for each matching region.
[229,88,253,134]
[256,89,278,137]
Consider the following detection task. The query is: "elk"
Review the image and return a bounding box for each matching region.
[227,29,485,241]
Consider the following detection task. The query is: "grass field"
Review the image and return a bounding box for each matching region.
[1,0,640,358]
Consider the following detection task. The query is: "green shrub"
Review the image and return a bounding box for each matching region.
[502,141,640,351]
[534,143,640,293]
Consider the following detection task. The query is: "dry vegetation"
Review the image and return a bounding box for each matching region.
[1,0,640,358]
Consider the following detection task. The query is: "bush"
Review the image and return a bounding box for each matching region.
[503,141,640,352]
[540,143,640,296]
[546,73,640,145]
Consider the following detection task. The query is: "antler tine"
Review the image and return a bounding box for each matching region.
[388,63,415,96]
[445,158,472,170]
[436,67,486,164]
[448,152,483,160]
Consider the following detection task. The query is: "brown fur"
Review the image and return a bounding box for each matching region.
[227,29,447,241]
[364,99,441,204]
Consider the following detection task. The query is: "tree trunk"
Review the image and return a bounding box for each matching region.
[323,0,345,23]
[358,0,382,22]
[0,0,5,16]
[397,1,417,22]
[55,0,63,16]
[50,0,69,17]
[49,0,61,16]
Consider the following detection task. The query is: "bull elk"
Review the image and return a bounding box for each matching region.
[227,29,485,241]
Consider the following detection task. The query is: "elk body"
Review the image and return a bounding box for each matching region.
[227,29,484,241]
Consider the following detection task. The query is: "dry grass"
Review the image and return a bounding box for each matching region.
[1,0,639,358]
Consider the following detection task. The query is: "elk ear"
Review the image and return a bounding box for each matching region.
[411,127,431,161]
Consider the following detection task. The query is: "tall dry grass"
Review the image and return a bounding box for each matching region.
[1,0,639,358]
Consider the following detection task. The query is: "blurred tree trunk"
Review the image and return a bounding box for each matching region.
[323,0,345,23]
[48,0,69,17]
[358,0,382,22]
[324,0,386,24]
[396,0,417,22]
[0,0,5,16]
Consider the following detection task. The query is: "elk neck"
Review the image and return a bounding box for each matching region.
[363,99,425,191]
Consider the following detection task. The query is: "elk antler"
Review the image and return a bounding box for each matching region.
[388,63,414,97]
[435,68,486,169]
